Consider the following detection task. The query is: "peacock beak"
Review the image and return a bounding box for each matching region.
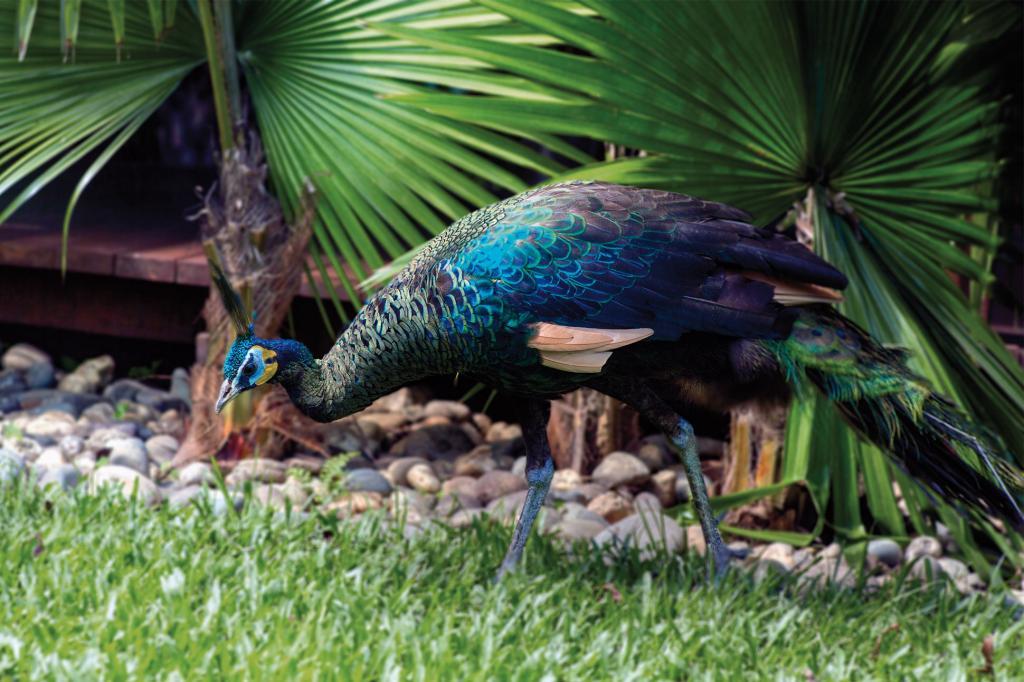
[215,379,240,414]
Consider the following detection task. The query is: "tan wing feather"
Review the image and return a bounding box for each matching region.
[741,271,844,306]
[530,323,653,373]
[538,350,613,373]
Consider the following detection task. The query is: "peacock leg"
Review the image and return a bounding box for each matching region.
[494,398,554,581]
[586,376,733,580]
[672,418,731,579]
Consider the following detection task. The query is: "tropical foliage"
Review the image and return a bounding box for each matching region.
[382,0,1024,560]
[0,0,566,313]
[3,0,1022,561]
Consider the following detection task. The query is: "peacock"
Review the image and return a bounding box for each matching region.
[212,181,1024,579]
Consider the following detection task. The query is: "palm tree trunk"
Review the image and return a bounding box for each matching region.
[547,389,640,472]
[172,2,314,466]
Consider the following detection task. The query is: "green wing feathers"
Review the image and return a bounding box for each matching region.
[765,307,1024,531]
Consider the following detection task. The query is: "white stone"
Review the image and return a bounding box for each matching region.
[35,447,67,469]
[178,462,215,487]
[89,465,160,505]
[594,510,684,560]
[591,451,650,488]
[107,438,149,475]
[1,343,50,371]
[0,448,25,483]
[406,463,441,494]
[25,411,77,439]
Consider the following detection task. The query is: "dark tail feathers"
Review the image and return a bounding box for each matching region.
[768,307,1024,533]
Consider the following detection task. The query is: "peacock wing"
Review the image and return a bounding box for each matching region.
[436,182,847,352]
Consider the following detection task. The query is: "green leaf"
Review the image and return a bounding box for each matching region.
[386,0,1023,568]
[0,2,203,237]
[719,525,816,547]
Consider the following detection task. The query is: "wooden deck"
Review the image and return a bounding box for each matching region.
[0,180,351,345]
[0,219,348,299]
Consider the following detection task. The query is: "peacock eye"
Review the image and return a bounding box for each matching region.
[241,364,255,376]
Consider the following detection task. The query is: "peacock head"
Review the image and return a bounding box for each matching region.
[206,257,309,414]
[215,332,279,413]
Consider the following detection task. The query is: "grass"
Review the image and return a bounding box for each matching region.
[1,485,1022,680]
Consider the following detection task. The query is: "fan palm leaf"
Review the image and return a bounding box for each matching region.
[387,0,1023,554]
[1,1,582,305]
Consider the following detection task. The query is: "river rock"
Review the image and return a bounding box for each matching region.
[35,447,67,469]
[485,422,522,443]
[406,463,441,494]
[344,468,393,495]
[2,343,50,371]
[87,425,137,450]
[550,468,584,491]
[554,517,608,542]
[441,475,478,497]
[866,539,903,569]
[25,411,77,439]
[905,536,942,562]
[89,465,160,505]
[485,490,529,522]
[454,445,498,476]
[170,367,191,405]
[23,361,55,390]
[19,389,101,417]
[938,557,969,584]
[649,469,677,507]
[799,557,856,591]
[178,462,214,487]
[383,457,426,487]
[423,400,471,421]
[227,458,287,485]
[561,503,609,526]
[278,477,309,503]
[633,492,662,515]
[0,394,19,414]
[572,483,609,504]
[58,355,115,394]
[434,493,467,517]
[587,491,634,523]
[390,424,474,460]
[636,435,674,470]
[448,507,488,529]
[909,555,944,582]
[486,492,558,532]
[760,542,796,569]
[592,451,650,488]
[253,484,288,511]
[0,370,27,395]
[594,510,685,559]
[37,463,80,491]
[325,491,384,518]
[0,448,25,483]
[145,435,178,463]
[472,470,527,504]
[81,403,116,425]
[681,526,707,556]
[107,438,149,475]
[167,485,204,510]
[2,436,41,461]
[752,559,792,583]
[58,434,84,457]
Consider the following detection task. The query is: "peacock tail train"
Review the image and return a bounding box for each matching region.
[763,306,1024,532]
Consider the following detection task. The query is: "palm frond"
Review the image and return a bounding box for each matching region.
[0,2,204,267]
[236,0,589,301]
[390,0,1023,552]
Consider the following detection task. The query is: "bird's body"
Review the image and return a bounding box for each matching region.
[275,182,843,413]
[215,181,1024,577]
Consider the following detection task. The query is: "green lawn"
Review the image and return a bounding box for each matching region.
[1,485,1022,680]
